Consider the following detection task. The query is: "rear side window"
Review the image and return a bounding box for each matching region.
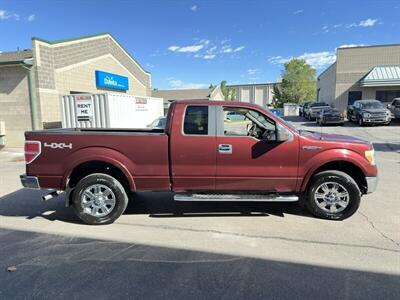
[183,106,208,135]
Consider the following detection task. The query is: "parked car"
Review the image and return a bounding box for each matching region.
[300,102,312,117]
[147,116,167,129]
[21,100,378,224]
[387,98,400,119]
[316,109,344,126]
[347,100,391,126]
[226,111,246,121]
[306,102,331,120]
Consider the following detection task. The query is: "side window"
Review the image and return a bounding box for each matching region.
[183,106,208,135]
[223,107,275,139]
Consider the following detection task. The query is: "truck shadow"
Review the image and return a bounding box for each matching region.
[0,189,312,224]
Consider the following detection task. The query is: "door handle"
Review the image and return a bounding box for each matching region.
[218,144,232,154]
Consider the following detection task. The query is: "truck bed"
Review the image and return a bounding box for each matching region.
[25,128,170,191]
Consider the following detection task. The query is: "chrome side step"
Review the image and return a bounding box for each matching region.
[174,193,299,202]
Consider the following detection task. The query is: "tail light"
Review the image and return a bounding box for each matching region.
[24,141,41,164]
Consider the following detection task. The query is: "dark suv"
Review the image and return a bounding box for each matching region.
[347,100,391,126]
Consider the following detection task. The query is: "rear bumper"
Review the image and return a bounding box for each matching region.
[20,174,40,189]
[366,176,378,194]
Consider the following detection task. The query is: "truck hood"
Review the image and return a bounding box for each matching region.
[308,131,370,145]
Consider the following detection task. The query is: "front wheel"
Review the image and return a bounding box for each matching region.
[358,117,364,126]
[72,173,128,225]
[305,170,361,220]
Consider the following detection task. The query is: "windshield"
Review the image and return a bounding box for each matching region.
[361,101,384,109]
[310,102,328,107]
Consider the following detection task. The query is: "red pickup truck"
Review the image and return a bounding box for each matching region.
[21,101,378,225]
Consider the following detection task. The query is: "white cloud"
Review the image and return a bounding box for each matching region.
[338,44,366,48]
[268,51,336,69]
[168,78,208,89]
[203,54,216,60]
[27,14,35,22]
[177,44,204,53]
[325,18,380,32]
[168,44,204,53]
[247,68,261,76]
[221,46,233,53]
[0,9,20,21]
[233,46,245,52]
[293,9,304,15]
[191,5,197,12]
[359,18,378,27]
[168,46,180,51]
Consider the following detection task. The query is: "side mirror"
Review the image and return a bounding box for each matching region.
[387,104,392,109]
[277,132,290,142]
[348,105,353,110]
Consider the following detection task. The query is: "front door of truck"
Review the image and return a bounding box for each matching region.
[170,104,217,191]
[215,106,299,192]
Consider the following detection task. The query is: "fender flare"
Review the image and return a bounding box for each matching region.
[299,149,370,192]
[61,146,137,191]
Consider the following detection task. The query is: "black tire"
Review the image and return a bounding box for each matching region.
[358,116,364,126]
[72,173,128,225]
[305,170,361,220]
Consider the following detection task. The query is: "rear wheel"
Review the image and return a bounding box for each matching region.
[72,173,128,225]
[305,170,361,220]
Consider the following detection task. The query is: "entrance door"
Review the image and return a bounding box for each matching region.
[215,106,299,192]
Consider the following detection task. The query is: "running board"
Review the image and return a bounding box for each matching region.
[174,194,299,202]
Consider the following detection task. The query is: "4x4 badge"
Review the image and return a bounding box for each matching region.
[44,142,72,149]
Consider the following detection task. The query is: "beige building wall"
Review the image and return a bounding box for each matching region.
[230,83,275,107]
[32,34,151,124]
[317,63,336,105]
[0,65,32,147]
[334,45,400,110]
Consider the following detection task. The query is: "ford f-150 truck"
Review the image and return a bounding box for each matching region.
[21,101,378,225]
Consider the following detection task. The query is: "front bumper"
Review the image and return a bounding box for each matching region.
[363,116,391,123]
[366,176,378,194]
[20,174,40,189]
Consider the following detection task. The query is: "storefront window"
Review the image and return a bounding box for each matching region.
[376,90,400,103]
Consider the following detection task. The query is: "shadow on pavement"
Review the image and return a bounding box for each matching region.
[0,189,311,224]
[0,228,399,299]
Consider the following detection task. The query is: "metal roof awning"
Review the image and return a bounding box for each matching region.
[360,65,400,87]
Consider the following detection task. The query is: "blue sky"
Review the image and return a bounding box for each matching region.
[1,0,399,89]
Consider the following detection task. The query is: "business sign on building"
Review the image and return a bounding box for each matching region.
[74,95,93,121]
[95,70,129,91]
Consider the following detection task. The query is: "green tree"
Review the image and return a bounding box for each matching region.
[273,59,316,107]
[220,80,236,101]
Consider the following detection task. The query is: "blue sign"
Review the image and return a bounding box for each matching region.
[95,70,129,91]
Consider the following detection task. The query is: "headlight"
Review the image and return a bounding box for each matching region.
[365,149,376,165]
[363,112,371,118]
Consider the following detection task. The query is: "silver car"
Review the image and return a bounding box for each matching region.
[388,98,400,119]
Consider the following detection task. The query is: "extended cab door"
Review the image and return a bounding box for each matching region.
[215,106,299,192]
[170,104,217,191]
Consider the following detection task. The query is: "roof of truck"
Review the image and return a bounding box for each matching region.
[175,100,261,107]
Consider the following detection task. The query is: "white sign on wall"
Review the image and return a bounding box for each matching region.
[75,95,93,121]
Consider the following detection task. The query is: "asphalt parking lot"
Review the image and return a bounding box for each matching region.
[0,117,399,299]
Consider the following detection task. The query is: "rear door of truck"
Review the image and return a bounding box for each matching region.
[169,103,217,191]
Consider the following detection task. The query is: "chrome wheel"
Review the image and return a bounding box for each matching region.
[81,184,116,217]
[314,182,349,213]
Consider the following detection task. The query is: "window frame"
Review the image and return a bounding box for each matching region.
[181,105,216,137]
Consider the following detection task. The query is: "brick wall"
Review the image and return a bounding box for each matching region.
[0,66,32,147]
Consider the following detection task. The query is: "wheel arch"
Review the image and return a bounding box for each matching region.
[62,147,136,192]
[301,160,368,194]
